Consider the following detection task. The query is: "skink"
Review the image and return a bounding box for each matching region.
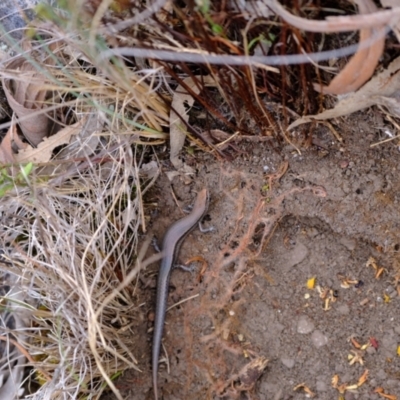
[152,188,210,400]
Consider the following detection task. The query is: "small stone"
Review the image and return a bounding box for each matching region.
[344,392,356,400]
[286,242,309,269]
[297,315,315,334]
[280,358,295,369]
[339,236,356,251]
[382,333,397,353]
[337,304,350,315]
[339,160,349,169]
[316,380,327,392]
[311,330,328,348]
[376,369,387,380]
[386,379,399,388]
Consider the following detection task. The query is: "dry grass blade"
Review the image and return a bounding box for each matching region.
[0,135,143,399]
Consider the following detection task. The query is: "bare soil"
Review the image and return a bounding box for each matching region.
[109,109,400,400]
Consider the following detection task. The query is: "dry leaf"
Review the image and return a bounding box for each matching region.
[0,114,30,164]
[0,125,17,165]
[374,386,397,400]
[235,357,269,391]
[268,0,398,33]
[2,56,56,146]
[314,0,385,95]
[169,75,216,169]
[15,120,85,164]
[288,56,400,130]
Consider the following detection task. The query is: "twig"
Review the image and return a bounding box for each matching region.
[0,335,52,382]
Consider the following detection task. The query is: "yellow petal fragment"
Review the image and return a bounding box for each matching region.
[307,276,316,289]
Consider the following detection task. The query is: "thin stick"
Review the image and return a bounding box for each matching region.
[0,335,52,382]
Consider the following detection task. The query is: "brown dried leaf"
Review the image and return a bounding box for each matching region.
[0,116,29,165]
[0,128,15,165]
[2,57,55,146]
[15,120,84,164]
[314,0,385,95]
[288,56,400,130]
[235,357,269,390]
[374,386,397,400]
[268,0,398,33]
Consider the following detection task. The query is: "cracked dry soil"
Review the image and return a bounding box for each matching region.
[110,110,400,400]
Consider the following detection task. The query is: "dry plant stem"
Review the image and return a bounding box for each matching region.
[378,105,400,132]
[242,20,276,129]
[103,0,168,33]
[94,250,163,321]
[102,40,379,66]
[370,106,400,147]
[319,121,343,142]
[89,0,114,46]
[133,146,146,232]
[0,335,52,382]
[267,0,400,32]
[167,294,200,312]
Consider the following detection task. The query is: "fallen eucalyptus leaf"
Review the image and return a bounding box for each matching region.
[288,56,400,130]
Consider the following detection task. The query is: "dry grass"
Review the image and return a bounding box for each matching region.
[0,134,148,399]
[0,2,170,399]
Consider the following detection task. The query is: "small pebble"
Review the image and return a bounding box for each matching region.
[337,304,350,315]
[280,358,295,369]
[316,380,327,392]
[386,379,399,388]
[339,160,349,169]
[311,330,328,348]
[297,315,315,334]
[376,369,387,380]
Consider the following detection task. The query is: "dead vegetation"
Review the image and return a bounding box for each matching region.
[0,0,399,399]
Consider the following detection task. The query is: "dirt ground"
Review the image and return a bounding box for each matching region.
[107,108,400,400]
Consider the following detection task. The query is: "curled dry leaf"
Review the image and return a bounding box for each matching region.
[0,115,28,165]
[15,119,86,164]
[235,356,269,391]
[288,56,400,131]
[314,0,385,95]
[216,356,268,397]
[2,56,56,146]
[0,124,17,165]
[267,0,400,32]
